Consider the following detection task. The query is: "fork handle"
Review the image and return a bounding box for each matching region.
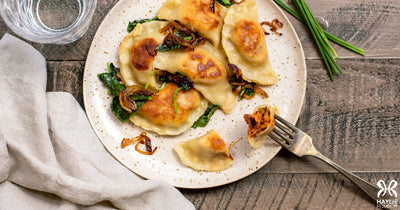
[308,151,386,202]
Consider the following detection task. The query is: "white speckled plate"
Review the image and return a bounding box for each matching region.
[83,0,306,188]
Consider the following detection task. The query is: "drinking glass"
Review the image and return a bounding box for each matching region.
[0,0,97,44]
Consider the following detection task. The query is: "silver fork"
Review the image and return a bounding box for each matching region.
[268,114,393,204]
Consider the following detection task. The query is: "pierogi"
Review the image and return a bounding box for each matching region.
[153,41,237,113]
[130,83,208,135]
[174,129,234,171]
[222,0,278,85]
[244,105,276,149]
[157,0,227,47]
[119,21,168,90]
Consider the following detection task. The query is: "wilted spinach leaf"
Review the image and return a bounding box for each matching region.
[98,63,125,96]
[127,17,161,32]
[239,88,255,99]
[155,42,182,52]
[99,63,154,122]
[192,104,219,128]
[111,96,131,122]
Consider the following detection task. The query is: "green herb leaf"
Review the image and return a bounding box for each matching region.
[155,42,182,52]
[108,62,119,74]
[183,35,193,41]
[217,0,233,6]
[99,63,153,122]
[178,81,192,91]
[98,63,125,96]
[239,88,255,99]
[127,17,161,32]
[110,93,152,122]
[173,87,183,114]
[111,96,131,122]
[192,105,219,128]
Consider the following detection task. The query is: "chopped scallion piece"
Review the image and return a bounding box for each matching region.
[173,87,183,113]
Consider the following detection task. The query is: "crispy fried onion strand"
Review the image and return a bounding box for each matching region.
[228,64,269,99]
[121,132,158,155]
[119,85,155,113]
[260,18,283,35]
[159,21,204,50]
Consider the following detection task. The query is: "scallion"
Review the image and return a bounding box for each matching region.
[173,87,183,113]
[292,0,341,80]
[274,0,363,80]
[273,0,365,56]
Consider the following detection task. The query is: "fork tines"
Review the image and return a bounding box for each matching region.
[268,114,297,146]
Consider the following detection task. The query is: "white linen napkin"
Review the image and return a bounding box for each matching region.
[0,33,195,210]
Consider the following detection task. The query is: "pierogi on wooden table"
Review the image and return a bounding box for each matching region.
[117,0,278,171]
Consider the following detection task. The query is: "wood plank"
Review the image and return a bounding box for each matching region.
[181,172,400,209]
[46,61,85,107]
[300,58,400,171]
[282,0,400,58]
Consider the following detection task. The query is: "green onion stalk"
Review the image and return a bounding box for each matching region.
[273,0,365,81]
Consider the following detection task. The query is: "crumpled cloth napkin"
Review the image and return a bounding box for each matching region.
[0,34,194,210]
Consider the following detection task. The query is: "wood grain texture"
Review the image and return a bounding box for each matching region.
[46,61,85,107]
[181,173,400,209]
[1,0,400,209]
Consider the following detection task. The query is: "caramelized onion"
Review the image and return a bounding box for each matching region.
[260,18,283,36]
[134,132,158,155]
[119,85,155,113]
[121,132,158,155]
[155,69,194,90]
[159,21,204,51]
[228,63,244,83]
[228,63,269,100]
[254,85,269,98]
[121,137,138,148]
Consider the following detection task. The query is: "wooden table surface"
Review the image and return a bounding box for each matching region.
[1,0,399,209]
